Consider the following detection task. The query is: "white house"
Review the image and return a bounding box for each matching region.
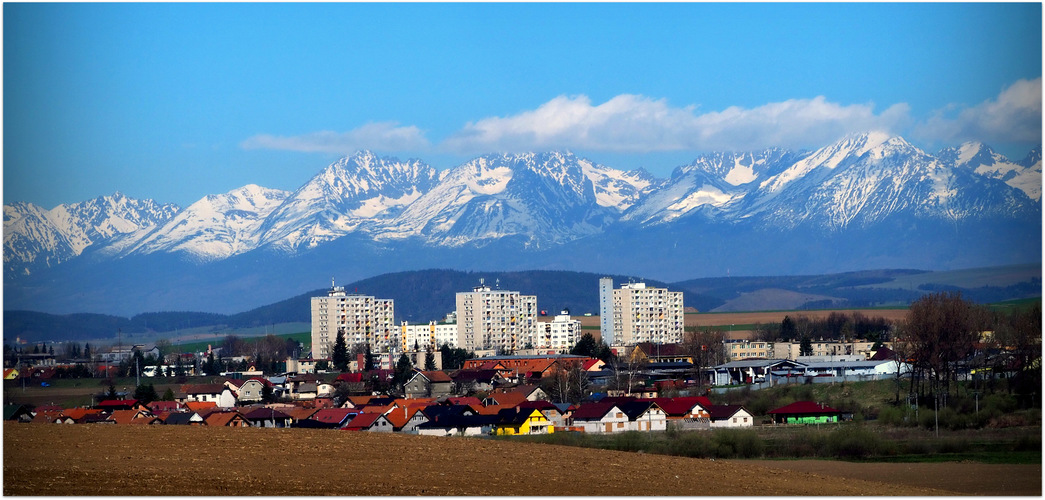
[571,402,631,434]
[708,405,754,428]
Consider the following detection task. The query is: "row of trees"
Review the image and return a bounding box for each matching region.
[754,312,894,344]
[896,292,1041,408]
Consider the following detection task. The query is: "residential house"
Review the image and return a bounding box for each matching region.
[3,404,33,422]
[234,378,271,404]
[305,408,356,429]
[415,411,493,437]
[204,410,251,427]
[147,401,184,414]
[570,402,630,434]
[243,407,292,428]
[708,405,754,428]
[404,370,454,399]
[97,399,145,411]
[630,343,694,364]
[646,396,713,420]
[164,412,206,426]
[516,400,567,428]
[107,409,157,425]
[179,384,237,408]
[619,401,667,432]
[451,369,506,393]
[342,412,394,432]
[767,401,842,425]
[492,407,554,436]
[483,391,528,408]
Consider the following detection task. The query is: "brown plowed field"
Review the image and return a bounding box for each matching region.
[4,423,1031,496]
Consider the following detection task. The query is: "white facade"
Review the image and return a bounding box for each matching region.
[612,283,684,345]
[710,408,754,428]
[627,406,668,432]
[535,312,582,352]
[401,321,459,351]
[311,284,396,360]
[456,282,538,353]
[599,277,614,346]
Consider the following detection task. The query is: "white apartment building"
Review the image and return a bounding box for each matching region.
[456,281,538,353]
[310,284,396,360]
[612,282,684,346]
[400,321,459,352]
[599,277,615,346]
[535,311,583,352]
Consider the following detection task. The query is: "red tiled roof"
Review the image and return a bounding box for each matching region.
[204,411,248,427]
[767,401,840,415]
[571,401,618,420]
[420,370,452,383]
[312,408,356,424]
[446,396,481,406]
[342,412,383,430]
[708,404,748,420]
[336,373,363,383]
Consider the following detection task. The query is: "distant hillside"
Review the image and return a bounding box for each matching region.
[5,264,1039,343]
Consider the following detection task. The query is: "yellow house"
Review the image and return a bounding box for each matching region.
[3,368,18,380]
[493,407,554,436]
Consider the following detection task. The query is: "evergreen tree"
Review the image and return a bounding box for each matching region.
[781,316,797,342]
[393,353,413,389]
[570,333,598,357]
[800,335,813,356]
[332,328,349,372]
[424,347,436,371]
[84,343,91,359]
[364,344,375,372]
[133,383,159,404]
[162,387,176,401]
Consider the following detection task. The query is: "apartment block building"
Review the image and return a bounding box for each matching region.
[612,282,684,346]
[310,284,396,360]
[400,321,459,352]
[456,281,538,353]
[535,311,583,352]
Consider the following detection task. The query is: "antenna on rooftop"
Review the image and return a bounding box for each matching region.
[495,278,500,290]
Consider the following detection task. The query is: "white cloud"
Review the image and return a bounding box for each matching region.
[240,121,430,153]
[441,94,911,154]
[914,77,1042,145]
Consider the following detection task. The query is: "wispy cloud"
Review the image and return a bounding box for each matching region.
[440,94,911,154]
[243,79,1041,158]
[240,121,430,154]
[913,77,1042,145]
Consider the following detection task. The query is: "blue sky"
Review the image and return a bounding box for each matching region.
[4,2,1042,208]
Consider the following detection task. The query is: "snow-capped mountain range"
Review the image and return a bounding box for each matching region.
[4,132,1041,315]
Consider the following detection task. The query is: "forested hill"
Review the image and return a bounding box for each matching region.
[3,269,693,343]
[6,265,1039,343]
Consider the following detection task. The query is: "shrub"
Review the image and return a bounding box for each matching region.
[711,429,764,459]
[671,431,713,458]
[825,425,883,459]
[875,405,905,427]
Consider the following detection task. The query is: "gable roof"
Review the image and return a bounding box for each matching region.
[184,401,218,413]
[97,399,139,409]
[571,402,619,421]
[767,401,841,415]
[516,400,560,413]
[419,370,452,383]
[182,383,229,395]
[643,396,713,416]
[243,407,291,420]
[311,408,356,425]
[147,401,183,413]
[446,396,482,406]
[485,392,527,407]
[342,412,386,430]
[618,401,659,421]
[107,409,150,425]
[494,407,543,426]
[335,372,364,383]
[708,405,750,420]
[384,406,422,429]
[204,411,249,427]
[164,412,202,425]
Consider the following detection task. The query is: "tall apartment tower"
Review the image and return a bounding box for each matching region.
[599,277,614,346]
[612,282,684,346]
[456,280,537,353]
[311,283,396,360]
